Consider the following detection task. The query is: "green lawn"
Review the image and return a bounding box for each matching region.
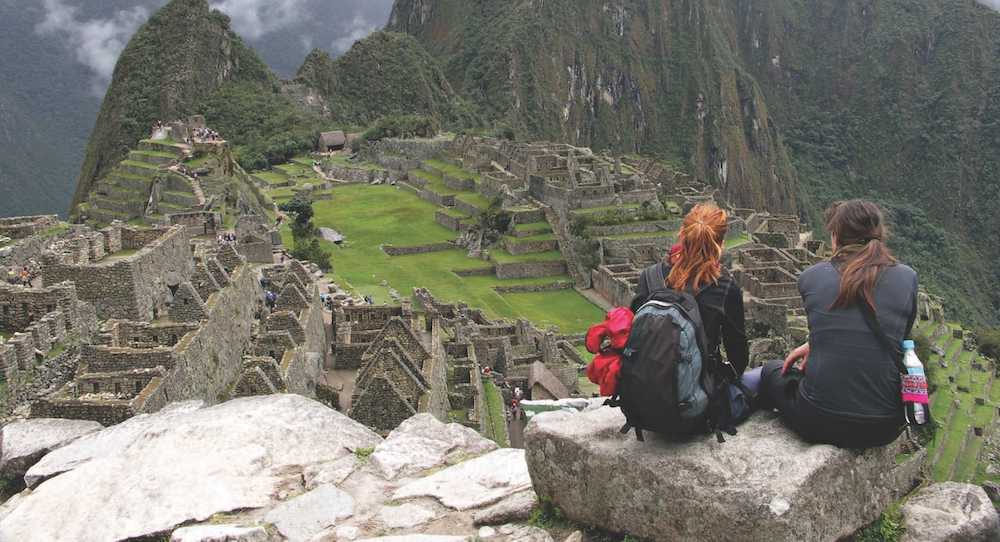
[297,184,601,334]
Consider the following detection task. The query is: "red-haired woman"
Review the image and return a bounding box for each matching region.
[756,200,917,448]
[632,203,750,379]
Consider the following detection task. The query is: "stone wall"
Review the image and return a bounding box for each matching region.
[382,242,455,256]
[418,318,451,422]
[162,264,263,405]
[42,226,194,321]
[236,241,273,263]
[434,211,471,232]
[320,164,397,185]
[168,212,221,237]
[0,215,59,239]
[591,266,636,309]
[418,189,455,207]
[494,260,567,280]
[280,285,327,397]
[0,282,79,333]
[503,238,560,256]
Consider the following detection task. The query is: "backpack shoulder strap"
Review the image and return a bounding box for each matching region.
[859,302,907,374]
[642,262,669,294]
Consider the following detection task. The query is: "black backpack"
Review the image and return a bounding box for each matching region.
[608,262,741,442]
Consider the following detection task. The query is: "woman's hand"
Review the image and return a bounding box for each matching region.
[782,343,811,375]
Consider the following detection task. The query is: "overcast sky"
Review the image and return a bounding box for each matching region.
[33,0,395,93]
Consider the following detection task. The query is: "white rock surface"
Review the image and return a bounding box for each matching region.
[303,455,358,490]
[525,408,924,542]
[371,413,498,479]
[170,524,272,542]
[901,482,1000,542]
[24,400,206,488]
[498,524,554,542]
[357,537,467,542]
[0,418,102,480]
[376,502,438,529]
[0,395,381,542]
[334,525,360,541]
[264,484,354,541]
[393,448,532,510]
[473,490,538,525]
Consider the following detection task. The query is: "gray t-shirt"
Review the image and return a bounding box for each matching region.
[798,262,918,420]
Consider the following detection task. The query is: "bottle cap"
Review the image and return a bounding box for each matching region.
[902,340,915,350]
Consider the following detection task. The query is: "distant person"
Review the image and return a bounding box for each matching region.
[632,203,749,376]
[750,200,917,448]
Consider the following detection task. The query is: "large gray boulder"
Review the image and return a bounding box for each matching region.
[0,395,381,542]
[371,413,498,480]
[901,482,1000,542]
[525,407,924,542]
[0,418,102,481]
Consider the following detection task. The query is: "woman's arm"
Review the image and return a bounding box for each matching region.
[722,281,750,374]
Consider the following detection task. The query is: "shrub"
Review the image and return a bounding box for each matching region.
[975,327,1000,360]
[361,115,440,144]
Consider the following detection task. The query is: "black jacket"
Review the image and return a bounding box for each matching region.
[631,262,750,375]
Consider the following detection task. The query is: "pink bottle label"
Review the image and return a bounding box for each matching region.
[901,374,929,405]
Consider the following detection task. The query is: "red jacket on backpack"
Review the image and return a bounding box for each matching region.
[585,307,634,396]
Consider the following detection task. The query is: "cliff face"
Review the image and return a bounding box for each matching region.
[387,0,800,214]
[389,0,1000,323]
[70,0,273,217]
[294,31,476,128]
[731,0,1000,323]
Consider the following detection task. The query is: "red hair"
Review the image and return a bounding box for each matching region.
[667,204,728,290]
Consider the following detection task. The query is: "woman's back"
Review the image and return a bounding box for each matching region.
[798,261,918,420]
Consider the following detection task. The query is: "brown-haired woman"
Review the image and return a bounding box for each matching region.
[632,203,750,377]
[755,199,917,448]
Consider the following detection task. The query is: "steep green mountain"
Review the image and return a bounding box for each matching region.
[294,31,477,127]
[387,0,800,214]
[388,0,1000,324]
[70,0,274,217]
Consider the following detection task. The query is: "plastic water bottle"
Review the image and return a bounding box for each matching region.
[902,340,929,425]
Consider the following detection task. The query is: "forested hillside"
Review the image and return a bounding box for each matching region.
[388,0,1000,324]
[69,0,275,216]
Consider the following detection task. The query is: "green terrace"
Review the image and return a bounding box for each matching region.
[919,320,999,485]
[424,159,480,183]
[513,222,553,235]
[280,184,601,334]
[489,249,564,265]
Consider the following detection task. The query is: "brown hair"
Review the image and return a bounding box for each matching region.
[667,204,728,290]
[825,200,897,313]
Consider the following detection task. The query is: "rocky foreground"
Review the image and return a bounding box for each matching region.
[0,395,997,542]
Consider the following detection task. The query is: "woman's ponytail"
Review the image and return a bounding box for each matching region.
[826,200,897,313]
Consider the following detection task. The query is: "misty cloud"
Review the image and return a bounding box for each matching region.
[977,0,1000,10]
[331,14,380,54]
[209,0,309,40]
[35,0,150,95]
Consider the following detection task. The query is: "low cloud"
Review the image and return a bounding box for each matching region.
[36,0,150,95]
[331,14,379,54]
[977,0,1000,10]
[210,0,309,40]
